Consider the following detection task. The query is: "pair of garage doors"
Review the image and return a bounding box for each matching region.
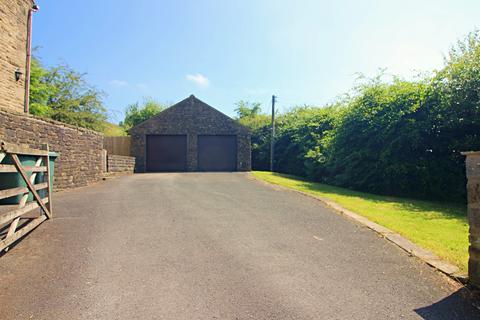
[146,135,237,172]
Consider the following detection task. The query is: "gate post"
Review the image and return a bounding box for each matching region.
[463,151,480,287]
[101,149,107,174]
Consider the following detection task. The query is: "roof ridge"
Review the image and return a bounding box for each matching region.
[128,95,251,134]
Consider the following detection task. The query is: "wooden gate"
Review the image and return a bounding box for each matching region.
[0,142,53,252]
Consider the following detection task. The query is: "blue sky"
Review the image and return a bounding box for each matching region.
[33,0,479,123]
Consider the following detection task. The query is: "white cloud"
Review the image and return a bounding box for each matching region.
[109,79,128,87]
[186,73,210,88]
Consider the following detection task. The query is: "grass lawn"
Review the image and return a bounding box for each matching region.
[252,171,469,273]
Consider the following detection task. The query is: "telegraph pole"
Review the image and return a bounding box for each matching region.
[270,95,276,172]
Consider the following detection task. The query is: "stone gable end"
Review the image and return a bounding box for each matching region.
[130,95,250,135]
[130,95,251,172]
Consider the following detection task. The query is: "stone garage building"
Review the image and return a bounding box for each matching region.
[129,95,251,172]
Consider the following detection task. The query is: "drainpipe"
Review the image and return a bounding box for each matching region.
[24,3,39,113]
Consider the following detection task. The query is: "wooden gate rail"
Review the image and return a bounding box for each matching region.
[0,142,53,252]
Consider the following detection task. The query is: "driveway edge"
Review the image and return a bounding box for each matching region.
[248,173,467,282]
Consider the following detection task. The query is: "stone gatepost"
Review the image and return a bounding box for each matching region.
[101,149,108,174]
[463,151,480,287]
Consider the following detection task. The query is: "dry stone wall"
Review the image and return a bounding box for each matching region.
[107,154,135,174]
[0,108,104,191]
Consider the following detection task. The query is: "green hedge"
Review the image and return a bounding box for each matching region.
[241,32,480,202]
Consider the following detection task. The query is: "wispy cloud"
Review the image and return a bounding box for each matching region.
[186,73,210,88]
[109,79,128,87]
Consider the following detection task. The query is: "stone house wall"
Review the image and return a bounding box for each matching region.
[0,0,34,113]
[107,154,135,174]
[0,108,104,191]
[129,95,251,172]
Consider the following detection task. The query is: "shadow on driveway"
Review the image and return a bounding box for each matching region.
[415,287,480,319]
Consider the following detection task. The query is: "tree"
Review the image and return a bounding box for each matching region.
[234,100,270,131]
[29,57,107,131]
[29,57,51,116]
[234,100,262,119]
[120,98,166,129]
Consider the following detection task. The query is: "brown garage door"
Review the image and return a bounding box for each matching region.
[198,135,237,171]
[146,135,187,172]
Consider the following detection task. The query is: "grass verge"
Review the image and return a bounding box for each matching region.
[252,171,468,273]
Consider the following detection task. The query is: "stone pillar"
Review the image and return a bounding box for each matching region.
[101,149,108,174]
[463,151,480,287]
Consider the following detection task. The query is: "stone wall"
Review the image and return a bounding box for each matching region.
[464,151,480,287]
[130,95,251,172]
[0,0,33,113]
[0,108,104,191]
[107,154,135,174]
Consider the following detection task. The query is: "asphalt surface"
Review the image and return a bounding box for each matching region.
[0,173,478,319]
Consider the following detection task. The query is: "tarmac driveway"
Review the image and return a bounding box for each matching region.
[0,173,478,319]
